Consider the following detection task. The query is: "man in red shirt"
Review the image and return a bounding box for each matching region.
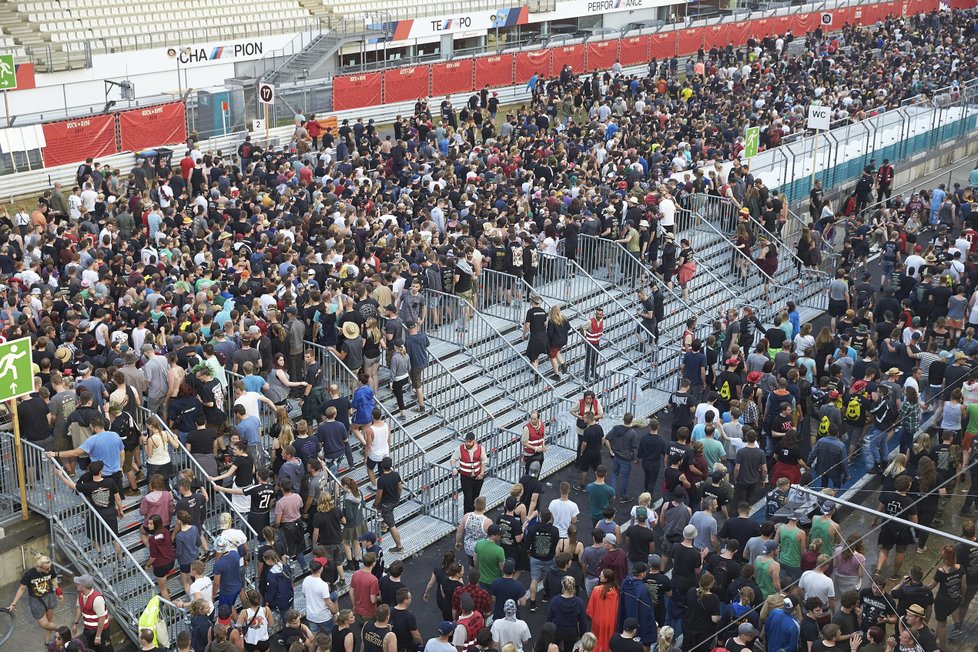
[349,551,381,627]
[876,159,895,202]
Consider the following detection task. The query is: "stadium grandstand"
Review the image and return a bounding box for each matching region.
[1,1,978,652]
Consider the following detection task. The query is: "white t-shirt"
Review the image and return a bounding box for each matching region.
[189,577,215,615]
[302,575,333,624]
[548,498,580,538]
[424,639,457,652]
[659,198,676,228]
[798,570,835,606]
[489,618,532,652]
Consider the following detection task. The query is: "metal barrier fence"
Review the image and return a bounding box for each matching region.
[0,432,186,642]
[752,79,978,203]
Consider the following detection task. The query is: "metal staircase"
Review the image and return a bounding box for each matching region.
[254,15,390,85]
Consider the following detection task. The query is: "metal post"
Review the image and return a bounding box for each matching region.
[810,129,820,192]
[790,484,978,548]
[11,398,28,520]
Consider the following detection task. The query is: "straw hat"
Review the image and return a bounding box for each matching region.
[342,321,361,339]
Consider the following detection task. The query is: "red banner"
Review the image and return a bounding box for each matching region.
[514,49,551,83]
[474,54,514,88]
[676,27,703,55]
[905,0,939,13]
[382,66,430,104]
[750,18,774,39]
[585,40,618,72]
[618,35,649,66]
[791,12,818,34]
[430,60,474,97]
[768,16,793,35]
[949,0,975,9]
[551,44,585,74]
[723,22,752,46]
[332,73,382,111]
[118,102,187,152]
[42,114,118,168]
[832,7,857,26]
[649,33,675,59]
[702,25,727,50]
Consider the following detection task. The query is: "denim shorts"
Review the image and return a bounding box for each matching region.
[530,556,554,581]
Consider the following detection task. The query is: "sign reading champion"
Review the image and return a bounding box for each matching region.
[167,42,264,63]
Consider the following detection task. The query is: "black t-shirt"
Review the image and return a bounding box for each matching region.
[799,616,821,652]
[955,541,978,582]
[18,394,52,442]
[76,476,120,513]
[934,567,963,601]
[186,428,216,456]
[684,588,720,632]
[312,508,344,546]
[243,482,275,514]
[377,471,401,507]
[497,513,522,548]
[389,606,418,652]
[379,576,404,607]
[200,379,225,423]
[322,397,352,429]
[581,424,604,455]
[671,543,702,591]
[671,391,693,428]
[527,522,559,561]
[518,474,543,511]
[881,491,917,522]
[233,454,255,487]
[626,524,656,562]
[609,634,643,652]
[175,491,206,526]
[525,306,547,333]
[19,567,57,598]
[718,517,761,557]
[859,588,896,631]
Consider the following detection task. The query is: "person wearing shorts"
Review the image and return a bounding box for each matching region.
[8,554,61,643]
[874,476,917,580]
[930,546,964,647]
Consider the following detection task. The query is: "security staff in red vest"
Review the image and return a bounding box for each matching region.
[451,431,486,514]
[521,410,546,475]
[73,574,110,652]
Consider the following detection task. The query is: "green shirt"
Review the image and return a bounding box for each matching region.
[474,538,505,586]
[702,436,726,470]
[965,402,978,435]
[809,516,834,558]
[586,481,616,521]
[755,557,777,599]
[778,523,802,568]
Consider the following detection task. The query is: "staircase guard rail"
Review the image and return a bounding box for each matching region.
[0,432,186,642]
[304,340,458,527]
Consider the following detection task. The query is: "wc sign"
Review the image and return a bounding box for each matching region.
[807,104,831,131]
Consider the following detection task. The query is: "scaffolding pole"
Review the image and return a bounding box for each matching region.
[790,484,978,548]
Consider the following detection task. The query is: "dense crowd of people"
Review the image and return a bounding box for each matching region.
[4,6,978,652]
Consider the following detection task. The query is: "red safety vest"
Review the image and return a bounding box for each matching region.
[584,317,603,345]
[458,444,483,477]
[79,589,108,631]
[524,421,545,456]
[579,397,599,417]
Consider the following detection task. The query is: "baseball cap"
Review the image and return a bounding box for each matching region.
[622,618,639,632]
[487,524,501,536]
[763,539,778,553]
[73,574,94,588]
[632,562,647,575]
[437,621,456,636]
[604,533,617,546]
[738,623,759,637]
[503,559,517,575]
[648,554,661,568]
[635,507,648,521]
[528,460,541,476]
[783,597,794,610]
[359,531,378,543]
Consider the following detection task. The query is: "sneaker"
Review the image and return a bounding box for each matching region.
[916,547,927,554]
[890,573,902,581]
[414,405,426,414]
[572,484,585,492]
[390,546,404,553]
[619,496,633,503]
[950,624,963,638]
[529,600,538,613]
[368,483,378,492]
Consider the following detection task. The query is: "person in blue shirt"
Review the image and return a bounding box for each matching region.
[233,405,262,460]
[49,414,124,478]
[764,597,800,652]
[930,184,947,226]
[351,371,375,447]
[212,536,243,608]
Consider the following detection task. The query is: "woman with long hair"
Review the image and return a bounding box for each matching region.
[556,522,584,564]
[586,569,619,652]
[546,306,570,380]
[389,344,411,416]
[928,545,964,650]
[270,419,295,475]
[533,623,560,652]
[683,572,720,652]
[265,352,306,405]
[882,453,908,493]
[311,492,346,581]
[656,626,681,652]
[914,457,939,553]
[143,416,178,482]
[814,326,837,379]
[907,433,932,476]
[362,318,383,392]
[423,551,460,621]
[145,514,175,600]
[833,532,866,596]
